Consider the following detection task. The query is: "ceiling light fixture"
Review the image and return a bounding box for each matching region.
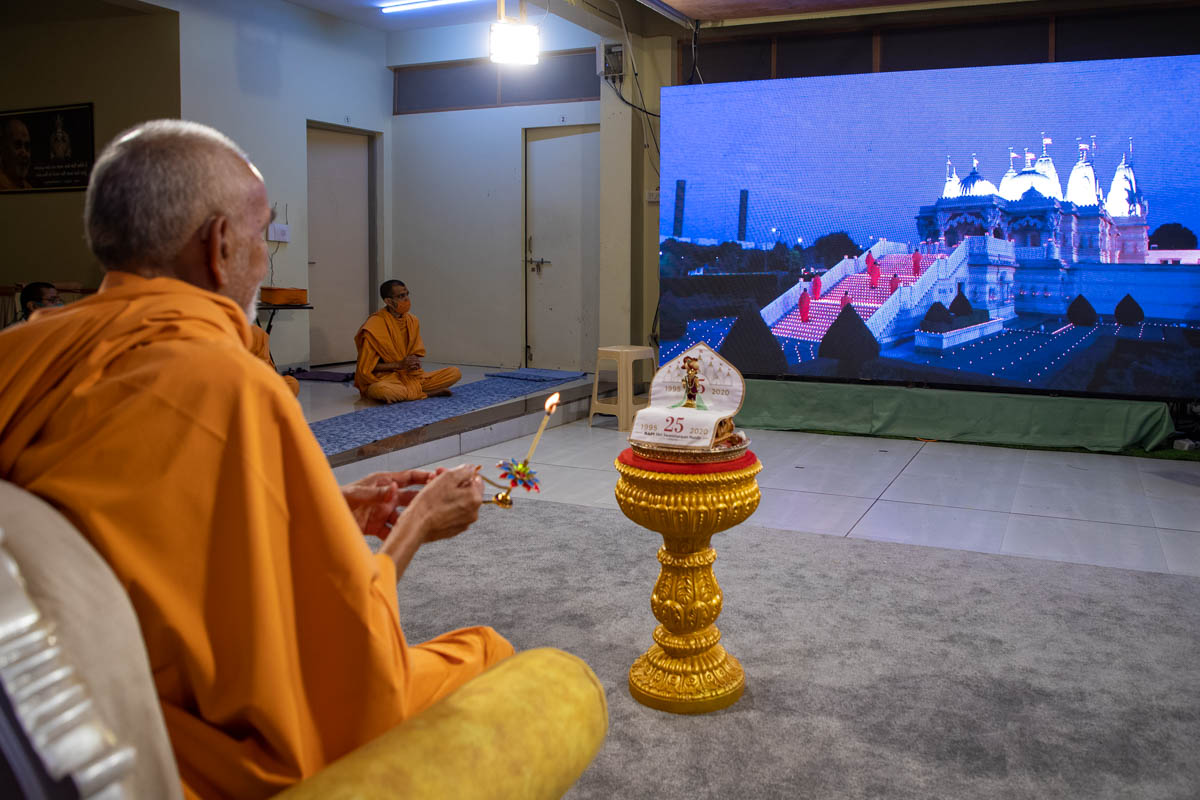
[381,0,475,12]
[490,0,538,65]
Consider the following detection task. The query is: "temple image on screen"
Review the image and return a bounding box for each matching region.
[658,55,1200,400]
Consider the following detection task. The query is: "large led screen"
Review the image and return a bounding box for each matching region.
[658,56,1200,400]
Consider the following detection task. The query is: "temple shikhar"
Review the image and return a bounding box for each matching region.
[919,135,1148,264]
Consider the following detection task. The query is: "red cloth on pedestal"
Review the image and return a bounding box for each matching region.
[618,448,759,475]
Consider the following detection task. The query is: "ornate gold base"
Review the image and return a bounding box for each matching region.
[614,450,761,716]
[628,636,745,714]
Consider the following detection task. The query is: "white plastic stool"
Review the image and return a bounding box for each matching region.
[588,345,656,431]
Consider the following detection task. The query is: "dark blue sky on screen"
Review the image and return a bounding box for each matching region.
[660,55,1200,249]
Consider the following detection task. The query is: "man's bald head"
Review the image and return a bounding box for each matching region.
[0,119,31,183]
[84,120,262,272]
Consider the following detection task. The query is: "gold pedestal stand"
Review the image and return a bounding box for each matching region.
[614,447,761,714]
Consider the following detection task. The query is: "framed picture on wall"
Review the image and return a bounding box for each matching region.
[0,103,94,194]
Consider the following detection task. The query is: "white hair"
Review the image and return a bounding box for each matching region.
[84,120,255,269]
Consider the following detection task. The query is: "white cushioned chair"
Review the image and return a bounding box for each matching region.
[0,480,607,799]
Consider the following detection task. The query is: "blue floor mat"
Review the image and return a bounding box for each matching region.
[310,375,579,455]
[483,368,586,381]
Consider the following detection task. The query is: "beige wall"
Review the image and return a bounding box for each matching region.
[634,35,673,352]
[391,102,601,368]
[0,0,671,369]
[599,32,673,357]
[387,18,606,368]
[0,11,181,288]
[149,0,394,367]
[386,14,674,368]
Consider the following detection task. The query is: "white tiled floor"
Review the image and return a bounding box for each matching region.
[337,419,1200,578]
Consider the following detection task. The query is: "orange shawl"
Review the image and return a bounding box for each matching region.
[0,272,416,798]
[353,308,426,395]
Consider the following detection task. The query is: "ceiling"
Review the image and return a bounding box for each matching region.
[671,0,1036,24]
[3,0,1164,36]
[282,0,1049,30]
[284,0,504,31]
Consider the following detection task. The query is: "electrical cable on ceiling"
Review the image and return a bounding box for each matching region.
[608,0,661,173]
[686,21,703,85]
[581,0,620,23]
[602,77,661,176]
[603,77,660,117]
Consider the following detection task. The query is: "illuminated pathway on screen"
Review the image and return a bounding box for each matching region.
[660,317,737,363]
[778,320,1180,385]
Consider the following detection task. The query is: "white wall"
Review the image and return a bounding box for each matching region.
[145,0,393,367]
[392,102,600,368]
[388,16,605,367]
[387,15,603,65]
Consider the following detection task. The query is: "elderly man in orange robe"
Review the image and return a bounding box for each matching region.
[0,120,512,799]
[354,280,460,403]
[248,324,301,395]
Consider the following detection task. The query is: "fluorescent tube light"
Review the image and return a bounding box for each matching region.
[490,21,539,65]
[381,0,476,12]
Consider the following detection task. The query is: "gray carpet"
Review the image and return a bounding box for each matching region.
[387,500,1200,800]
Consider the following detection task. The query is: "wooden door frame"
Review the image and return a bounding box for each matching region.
[306,120,383,317]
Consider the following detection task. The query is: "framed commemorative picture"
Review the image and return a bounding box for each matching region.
[0,103,95,194]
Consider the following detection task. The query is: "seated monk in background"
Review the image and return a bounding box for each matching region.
[248,323,301,395]
[0,120,512,799]
[19,281,64,322]
[354,279,460,403]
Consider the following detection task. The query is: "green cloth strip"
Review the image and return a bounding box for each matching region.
[735,379,1173,452]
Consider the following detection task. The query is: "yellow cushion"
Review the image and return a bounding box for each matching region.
[275,648,607,799]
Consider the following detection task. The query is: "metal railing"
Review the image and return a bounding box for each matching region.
[866,242,969,338]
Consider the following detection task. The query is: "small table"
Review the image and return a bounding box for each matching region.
[256,303,313,334]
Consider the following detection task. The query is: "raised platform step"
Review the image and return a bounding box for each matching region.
[327,380,606,473]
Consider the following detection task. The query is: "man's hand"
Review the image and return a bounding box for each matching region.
[404,464,483,543]
[341,470,434,538]
[378,464,483,577]
[372,356,420,373]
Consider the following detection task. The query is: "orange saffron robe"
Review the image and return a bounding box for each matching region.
[0,272,509,799]
[248,325,300,396]
[354,309,460,403]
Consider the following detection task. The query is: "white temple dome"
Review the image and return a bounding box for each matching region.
[1000,168,1061,202]
[997,161,1019,200]
[1066,158,1101,207]
[1031,156,1063,200]
[941,158,961,199]
[959,169,998,197]
[941,172,961,199]
[1105,155,1144,217]
[957,157,998,197]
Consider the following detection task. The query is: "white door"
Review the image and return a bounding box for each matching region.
[525,125,600,371]
[307,127,370,366]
